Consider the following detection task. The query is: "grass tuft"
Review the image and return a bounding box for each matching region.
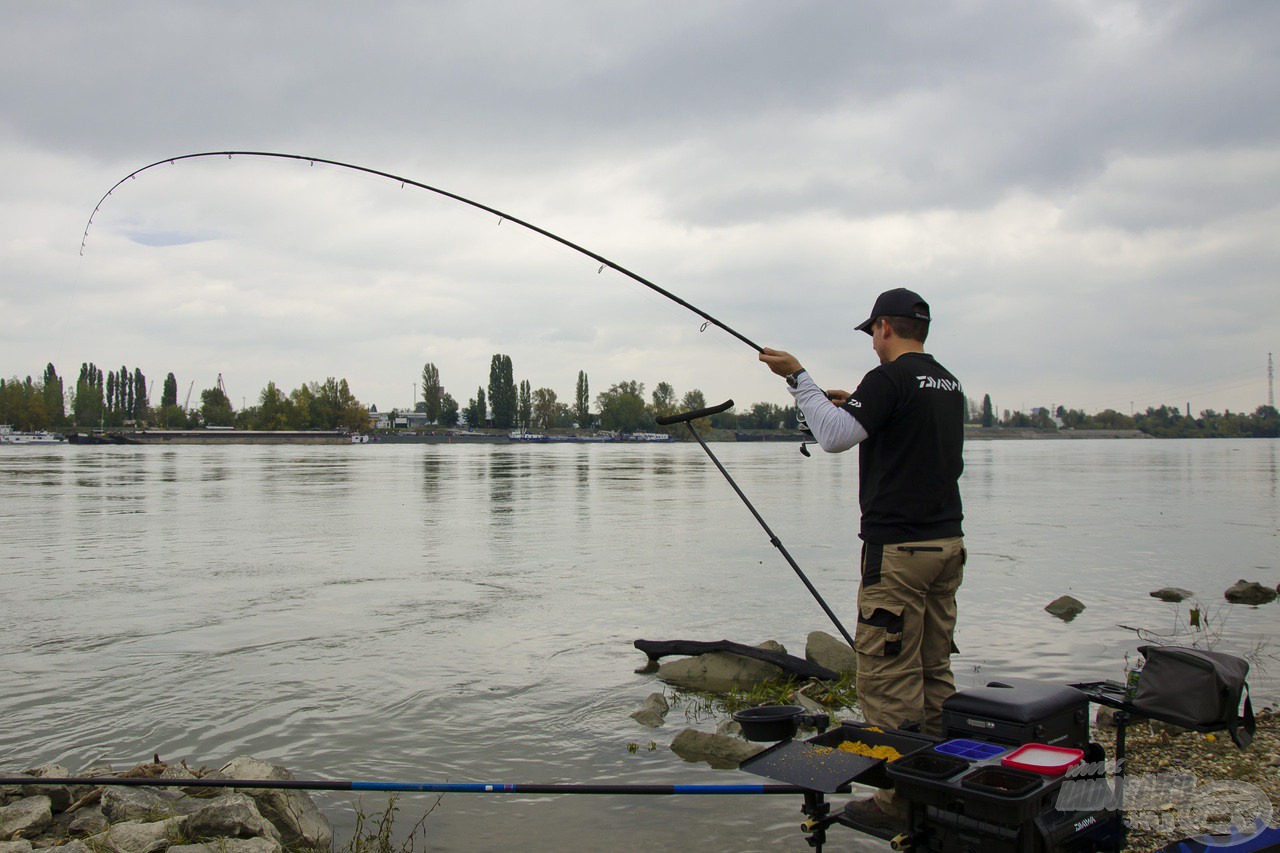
[339,794,441,853]
[665,673,859,724]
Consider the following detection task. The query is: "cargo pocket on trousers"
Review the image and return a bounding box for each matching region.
[855,605,905,657]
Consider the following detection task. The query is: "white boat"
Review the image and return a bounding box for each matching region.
[626,432,674,442]
[509,431,550,442]
[0,425,66,445]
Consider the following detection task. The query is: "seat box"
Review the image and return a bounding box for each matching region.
[942,678,1089,750]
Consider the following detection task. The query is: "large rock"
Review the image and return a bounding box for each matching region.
[806,631,857,674]
[630,693,670,728]
[20,765,73,813]
[1149,587,1194,603]
[169,839,281,853]
[218,758,331,850]
[67,807,109,838]
[0,841,34,853]
[669,729,764,769]
[0,797,52,840]
[1045,595,1086,621]
[185,794,280,843]
[1223,579,1277,605]
[101,787,179,824]
[658,652,783,693]
[84,817,185,853]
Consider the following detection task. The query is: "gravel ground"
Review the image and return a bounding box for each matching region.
[1090,704,1279,852]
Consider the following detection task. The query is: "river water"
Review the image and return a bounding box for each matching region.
[1,439,1276,851]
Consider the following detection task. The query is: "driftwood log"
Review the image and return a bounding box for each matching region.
[634,639,838,681]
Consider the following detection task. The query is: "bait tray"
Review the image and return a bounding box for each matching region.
[738,722,934,793]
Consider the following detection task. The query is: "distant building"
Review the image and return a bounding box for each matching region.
[392,412,431,430]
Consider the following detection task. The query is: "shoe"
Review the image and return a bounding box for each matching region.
[842,796,903,836]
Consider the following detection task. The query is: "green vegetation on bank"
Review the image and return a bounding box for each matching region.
[2,358,1276,438]
[667,672,860,724]
[1,362,368,433]
[986,398,1279,438]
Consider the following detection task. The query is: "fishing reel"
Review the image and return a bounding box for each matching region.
[795,406,816,456]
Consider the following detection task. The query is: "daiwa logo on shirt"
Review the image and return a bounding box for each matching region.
[917,376,962,392]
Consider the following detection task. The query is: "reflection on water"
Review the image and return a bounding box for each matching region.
[0,440,1277,851]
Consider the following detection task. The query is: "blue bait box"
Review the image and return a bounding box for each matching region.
[934,738,1007,760]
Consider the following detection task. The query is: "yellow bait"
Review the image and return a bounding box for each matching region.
[836,740,902,761]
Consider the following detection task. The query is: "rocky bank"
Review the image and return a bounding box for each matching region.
[1098,704,1280,852]
[0,756,331,853]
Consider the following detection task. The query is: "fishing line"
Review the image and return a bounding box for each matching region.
[81,152,764,353]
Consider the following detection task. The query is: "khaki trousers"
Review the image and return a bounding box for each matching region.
[854,536,965,815]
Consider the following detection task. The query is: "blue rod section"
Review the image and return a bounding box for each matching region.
[348,781,807,795]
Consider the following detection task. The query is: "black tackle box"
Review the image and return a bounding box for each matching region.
[942,678,1089,750]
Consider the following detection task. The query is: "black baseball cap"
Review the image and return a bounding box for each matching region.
[855,288,931,335]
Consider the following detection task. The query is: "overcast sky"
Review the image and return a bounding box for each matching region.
[2,1,1277,418]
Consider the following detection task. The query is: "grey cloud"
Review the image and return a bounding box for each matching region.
[2,1,1277,414]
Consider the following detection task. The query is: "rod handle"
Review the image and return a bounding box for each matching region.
[655,400,733,426]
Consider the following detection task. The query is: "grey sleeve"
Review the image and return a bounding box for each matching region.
[787,371,868,453]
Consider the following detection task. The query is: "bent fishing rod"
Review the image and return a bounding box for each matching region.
[656,401,856,649]
[0,774,816,796]
[81,151,762,352]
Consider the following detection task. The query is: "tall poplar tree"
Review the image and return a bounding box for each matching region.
[421,363,442,423]
[518,379,532,430]
[133,368,147,420]
[487,354,516,429]
[121,365,131,418]
[466,387,487,427]
[574,370,591,429]
[73,363,105,427]
[162,373,179,408]
[41,363,65,425]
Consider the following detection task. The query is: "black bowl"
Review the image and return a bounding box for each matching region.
[732,705,804,742]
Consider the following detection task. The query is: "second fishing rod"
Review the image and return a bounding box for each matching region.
[655,401,855,649]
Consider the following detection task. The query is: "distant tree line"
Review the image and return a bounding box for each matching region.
[1051,403,1279,438]
[0,361,368,433]
[972,392,1279,438]
[403,356,801,435]
[4,358,1277,439]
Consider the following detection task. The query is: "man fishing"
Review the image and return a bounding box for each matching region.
[759,287,965,833]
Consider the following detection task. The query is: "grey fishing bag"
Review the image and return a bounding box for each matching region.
[1132,645,1255,747]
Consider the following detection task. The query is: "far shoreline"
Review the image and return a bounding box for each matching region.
[16,426,1174,445]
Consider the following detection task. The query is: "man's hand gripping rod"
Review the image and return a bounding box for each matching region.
[656,402,857,649]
